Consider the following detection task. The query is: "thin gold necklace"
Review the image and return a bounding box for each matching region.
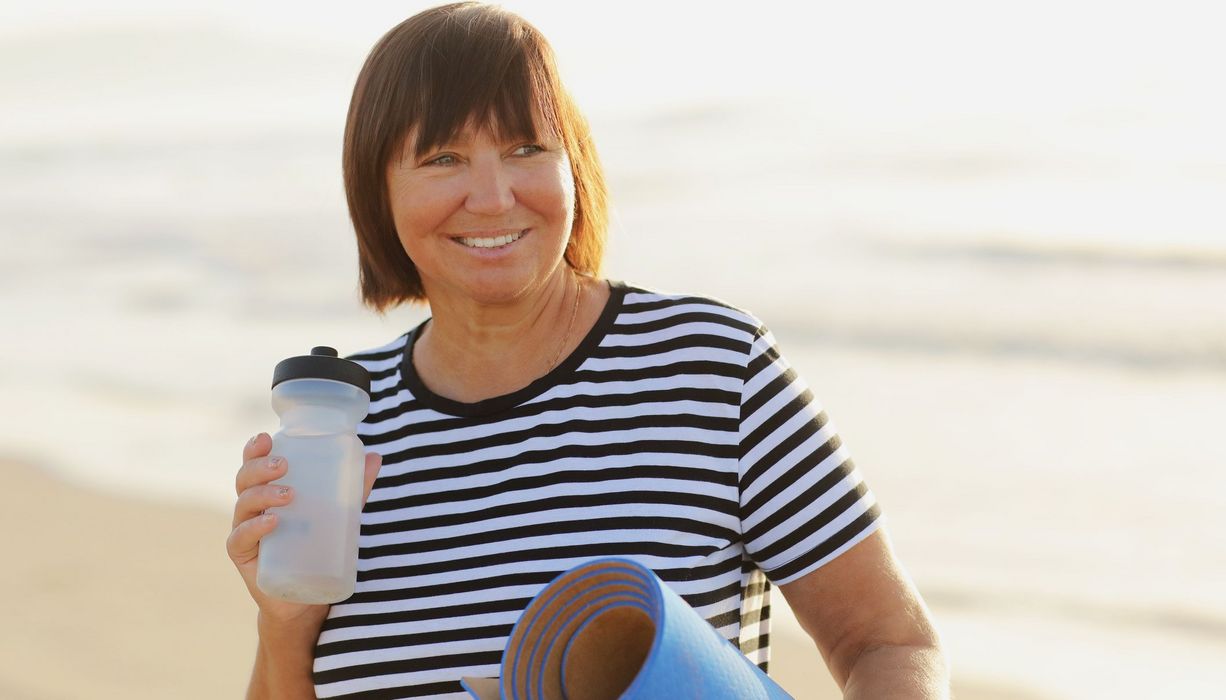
[549,271,582,372]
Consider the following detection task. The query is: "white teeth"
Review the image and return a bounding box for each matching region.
[458,231,524,248]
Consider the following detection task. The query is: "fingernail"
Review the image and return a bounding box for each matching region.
[277,486,291,497]
[267,456,282,469]
[248,433,260,447]
[261,512,276,523]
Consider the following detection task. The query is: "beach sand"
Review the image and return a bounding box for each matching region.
[0,460,256,699]
[0,459,1053,700]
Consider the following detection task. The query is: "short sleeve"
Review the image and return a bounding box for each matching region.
[738,323,882,585]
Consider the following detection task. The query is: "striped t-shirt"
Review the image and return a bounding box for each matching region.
[314,281,881,699]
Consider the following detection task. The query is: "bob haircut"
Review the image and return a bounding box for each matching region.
[343,1,608,311]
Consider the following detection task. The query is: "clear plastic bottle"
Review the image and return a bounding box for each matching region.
[257,346,371,604]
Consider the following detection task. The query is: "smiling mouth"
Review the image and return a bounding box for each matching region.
[453,229,527,249]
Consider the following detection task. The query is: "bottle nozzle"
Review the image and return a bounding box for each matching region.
[272,345,369,394]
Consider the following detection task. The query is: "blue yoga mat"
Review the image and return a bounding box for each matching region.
[461,557,793,700]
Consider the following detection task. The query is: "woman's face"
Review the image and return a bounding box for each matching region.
[385,118,576,309]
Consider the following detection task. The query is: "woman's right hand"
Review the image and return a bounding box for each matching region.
[227,432,383,628]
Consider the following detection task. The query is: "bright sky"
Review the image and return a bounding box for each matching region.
[4,0,1224,120]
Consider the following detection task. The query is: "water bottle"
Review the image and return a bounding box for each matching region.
[257,346,371,604]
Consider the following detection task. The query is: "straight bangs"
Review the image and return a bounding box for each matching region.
[387,9,563,164]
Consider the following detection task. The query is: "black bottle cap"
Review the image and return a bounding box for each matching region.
[272,346,371,394]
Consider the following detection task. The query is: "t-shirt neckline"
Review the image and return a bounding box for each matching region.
[399,280,628,418]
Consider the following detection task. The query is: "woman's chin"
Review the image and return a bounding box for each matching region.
[447,272,554,307]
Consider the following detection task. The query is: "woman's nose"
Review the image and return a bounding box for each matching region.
[464,159,516,216]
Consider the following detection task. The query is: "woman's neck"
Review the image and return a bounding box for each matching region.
[412,271,604,404]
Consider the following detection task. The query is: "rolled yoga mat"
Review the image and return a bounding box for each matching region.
[461,557,794,700]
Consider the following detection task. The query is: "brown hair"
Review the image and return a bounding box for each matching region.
[343,2,608,311]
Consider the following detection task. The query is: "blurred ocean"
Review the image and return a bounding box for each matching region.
[1,6,1224,698]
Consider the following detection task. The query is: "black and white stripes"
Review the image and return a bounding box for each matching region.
[313,282,880,699]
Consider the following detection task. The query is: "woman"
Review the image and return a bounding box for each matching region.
[227,3,949,698]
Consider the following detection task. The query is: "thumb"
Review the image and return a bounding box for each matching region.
[361,452,383,506]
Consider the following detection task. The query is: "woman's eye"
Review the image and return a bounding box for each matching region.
[424,153,458,166]
[513,144,544,157]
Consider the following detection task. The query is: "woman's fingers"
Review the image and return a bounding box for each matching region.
[236,433,275,496]
[235,453,288,496]
[227,510,278,567]
[243,432,271,462]
[232,483,295,529]
[362,452,383,506]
